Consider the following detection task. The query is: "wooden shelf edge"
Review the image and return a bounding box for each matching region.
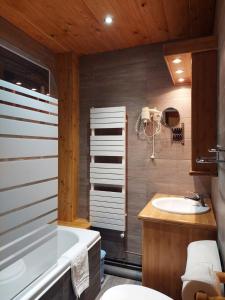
[57,218,91,229]
[189,170,218,177]
[163,36,218,56]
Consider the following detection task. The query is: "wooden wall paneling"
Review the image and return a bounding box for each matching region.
[164,52,192,85]
[163,36,218,56]
[163,36,217,87]
[189,0,216,38]
[212,0,225,268]
[0,1,216,55]
[56,52,79,222]
[191,50,217,175]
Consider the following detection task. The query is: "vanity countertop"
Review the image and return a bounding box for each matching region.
[138,193,217,230]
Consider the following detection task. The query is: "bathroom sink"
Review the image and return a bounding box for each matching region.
[152,197,210,214]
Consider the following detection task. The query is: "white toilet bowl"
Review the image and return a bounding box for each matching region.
[100,284,173,300]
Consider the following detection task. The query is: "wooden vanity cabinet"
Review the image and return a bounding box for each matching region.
[138,194,217,300]
[190,50,217,176]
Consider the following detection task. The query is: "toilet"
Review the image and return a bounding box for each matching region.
[100,284,173,300]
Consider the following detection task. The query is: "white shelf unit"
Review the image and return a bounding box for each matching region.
[89,106,126,232]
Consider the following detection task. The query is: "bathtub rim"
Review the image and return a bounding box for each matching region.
[13,226,101,300]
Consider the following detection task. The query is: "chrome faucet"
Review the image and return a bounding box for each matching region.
[184,192,206,207]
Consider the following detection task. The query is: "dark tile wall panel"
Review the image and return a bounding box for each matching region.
[79,43,211,263]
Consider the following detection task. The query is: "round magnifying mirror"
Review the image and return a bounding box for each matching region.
[161,107,180,128]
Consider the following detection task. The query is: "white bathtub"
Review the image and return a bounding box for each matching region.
[0,226,100,300]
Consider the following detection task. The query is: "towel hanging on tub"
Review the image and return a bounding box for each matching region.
[62,243,89,297]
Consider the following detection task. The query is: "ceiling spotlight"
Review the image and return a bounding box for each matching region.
[178,78,185,83]
[175,69,184,74]
[32,88,37,91]
[16,81,22,85]
[172,58,182,64]
[104,15,113,25]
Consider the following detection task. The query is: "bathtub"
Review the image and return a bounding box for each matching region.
[0,226,100,300]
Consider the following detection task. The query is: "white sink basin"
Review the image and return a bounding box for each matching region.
[152,197,210,215]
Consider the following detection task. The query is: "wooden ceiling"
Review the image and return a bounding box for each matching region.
[0,0,216,55]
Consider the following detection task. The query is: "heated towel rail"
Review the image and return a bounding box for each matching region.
[89,106,126,232]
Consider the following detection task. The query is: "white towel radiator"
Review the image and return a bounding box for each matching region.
[89,106,126,232]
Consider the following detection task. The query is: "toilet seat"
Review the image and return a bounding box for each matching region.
[100,284,173,300]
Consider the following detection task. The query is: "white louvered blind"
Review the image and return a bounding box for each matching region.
[0,79,58,271]
[89,106,126,232]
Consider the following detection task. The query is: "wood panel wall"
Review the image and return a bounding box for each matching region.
[56,52,79,222]
[79,43,212,264]
[212,0,225,267]
[191,50,217,175]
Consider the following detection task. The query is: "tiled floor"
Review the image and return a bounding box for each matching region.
[95,275,141,300]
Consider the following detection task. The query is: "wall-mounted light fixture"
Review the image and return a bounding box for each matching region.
[172,58,182,64]
[164,53,191,86]
[175,69,184,74]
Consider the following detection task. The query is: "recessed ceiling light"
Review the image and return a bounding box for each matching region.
[178,78,185,83]
[104,15,113,25]
[172,58,182,64]
[175,69,184,74]
[32,88,37,91]
[16,81,22,85]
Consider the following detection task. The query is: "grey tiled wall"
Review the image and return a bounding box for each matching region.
[79,43,211,260]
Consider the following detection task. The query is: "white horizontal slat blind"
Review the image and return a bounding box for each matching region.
[0,211,57,246]
[0,80,58,270]
[90,106,126,232]
[0,179,57,214]
[0,138,57,159]
[0,89,58,114]
[0,158,57,189]
[0,118,57,137]
[0,103,58,124]
[0,197,57,234]
[0,79,58,104]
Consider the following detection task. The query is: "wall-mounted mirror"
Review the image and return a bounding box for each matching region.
[161,107,180,128]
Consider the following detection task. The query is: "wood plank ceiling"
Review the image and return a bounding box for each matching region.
[0,0,216,55]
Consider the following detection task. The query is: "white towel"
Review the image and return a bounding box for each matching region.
[62,243,89,298]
